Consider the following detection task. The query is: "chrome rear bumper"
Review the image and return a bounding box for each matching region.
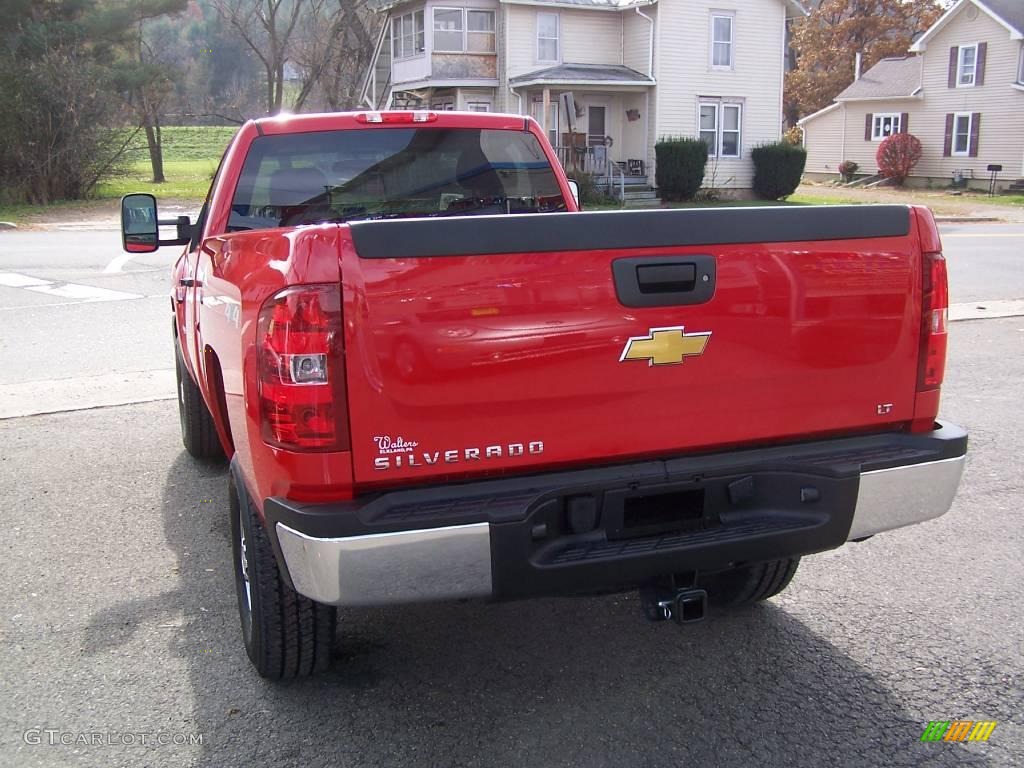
[846,455,966,540]
[268,424,967,607]
[276,522,493,606]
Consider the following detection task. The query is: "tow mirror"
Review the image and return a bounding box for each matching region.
[567,179,580,209]
[121,194,159,252]
[120,193,193,253]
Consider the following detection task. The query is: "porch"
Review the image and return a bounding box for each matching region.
[509,64,656,198]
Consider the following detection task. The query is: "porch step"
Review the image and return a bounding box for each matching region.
[622,195,662,208]
[621,189,659,201]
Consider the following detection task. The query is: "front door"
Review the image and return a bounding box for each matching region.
[587,106,606,148]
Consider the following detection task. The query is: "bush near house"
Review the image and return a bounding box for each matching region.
[876,133,922,186]
[655,138,708,201]
[751,142,807,200]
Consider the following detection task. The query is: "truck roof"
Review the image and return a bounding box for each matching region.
[251,110,534,136]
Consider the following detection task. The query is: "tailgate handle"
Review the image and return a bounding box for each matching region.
[612,256,716,308]
[636,263,696,293]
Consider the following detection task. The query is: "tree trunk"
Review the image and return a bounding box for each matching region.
[144,118,165,183]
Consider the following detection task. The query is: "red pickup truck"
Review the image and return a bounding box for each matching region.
[121,111,966,680]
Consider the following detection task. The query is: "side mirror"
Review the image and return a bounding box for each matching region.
[120,193,193,253]
[566,179,581,209]
[121,194,159,253]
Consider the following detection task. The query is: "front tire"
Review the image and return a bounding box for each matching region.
[231,474,337,680]
[174,341,224,461]
[700,558,800,608]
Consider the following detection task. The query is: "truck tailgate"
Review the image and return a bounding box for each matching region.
[341,205,925,486]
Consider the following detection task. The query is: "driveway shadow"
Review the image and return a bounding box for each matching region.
[82,453,987,768]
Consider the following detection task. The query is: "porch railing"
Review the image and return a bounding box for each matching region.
[553,145,626,202]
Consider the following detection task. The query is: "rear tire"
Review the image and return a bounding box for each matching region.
[175,341,224,461]
[231,474,337,680]
[700,558,800,608]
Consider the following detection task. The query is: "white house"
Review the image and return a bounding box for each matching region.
[798,0,1024,191]
[362,0,806,194]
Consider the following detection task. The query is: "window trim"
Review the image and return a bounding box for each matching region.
[466,9,496,54]
[720,103,741,158]
[431,7,496,54]
[871,112,902,141]
[951,112,972,156]
[537,11,560,63]
[391,10,425,60]
[432,7,467,54]
[698,100,742,158]
[710,12,734,70]
[957,43,978,87]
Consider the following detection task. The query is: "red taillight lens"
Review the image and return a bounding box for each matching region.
[917,252,948,391]
[355,111,438,124]
[257,284,350,451]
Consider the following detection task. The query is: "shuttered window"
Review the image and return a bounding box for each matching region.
[945,112,980,158]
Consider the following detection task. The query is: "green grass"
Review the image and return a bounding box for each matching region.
[95,159,221,200]
[94,125,238,200]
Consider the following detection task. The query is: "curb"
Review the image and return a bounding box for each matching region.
[933,216,1002,223]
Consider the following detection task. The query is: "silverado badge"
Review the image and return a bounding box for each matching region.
[620,326,711,366]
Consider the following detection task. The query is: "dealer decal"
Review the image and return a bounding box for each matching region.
[373,439,544,470]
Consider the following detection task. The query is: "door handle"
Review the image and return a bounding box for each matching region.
[612,256,716,308]
[179,278,201,288]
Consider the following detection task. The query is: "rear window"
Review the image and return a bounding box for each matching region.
[228,127,567,230]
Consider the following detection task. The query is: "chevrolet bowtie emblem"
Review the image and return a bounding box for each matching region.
[619,326,711,366]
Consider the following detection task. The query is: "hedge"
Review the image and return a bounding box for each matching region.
[751,141,807,200]
[655,138,708,201]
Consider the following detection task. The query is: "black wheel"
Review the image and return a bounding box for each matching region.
[231,474,337,680]
[700,558,800,608]
[174,341,224,461]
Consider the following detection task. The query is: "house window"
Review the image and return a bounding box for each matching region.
[872,113,901,140]
[711,14,734,69]
[699,102,742,157]
[952,112,972,155]
[466,100,491,112]
[537,13,559,62]
[391,10,425,60]
[957,44,978,86]
[467,10,496,53]
[433,8,465,53]
[1018,46,1024,84]
[431,98,455,110]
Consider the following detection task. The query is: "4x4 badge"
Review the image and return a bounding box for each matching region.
[620,326,711,366]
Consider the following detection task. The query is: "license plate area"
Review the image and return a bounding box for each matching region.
[604,483,716,540]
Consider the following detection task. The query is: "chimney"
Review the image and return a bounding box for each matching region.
[855,52,862,80]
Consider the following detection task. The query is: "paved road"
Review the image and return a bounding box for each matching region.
[1,318,1021,767]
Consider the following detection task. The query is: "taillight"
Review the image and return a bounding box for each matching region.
[355,111,438,124]
[256,284,350,451]
[917,252,948,391]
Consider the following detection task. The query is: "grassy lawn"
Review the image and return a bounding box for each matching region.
[94,125,238,200]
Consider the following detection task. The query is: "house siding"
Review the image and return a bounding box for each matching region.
[505,6,623,80]
[915,6,1024,180]
[802,4,1024,183]
[803,99,923,175]
[654,0,787,188]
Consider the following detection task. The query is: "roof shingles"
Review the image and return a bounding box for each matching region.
[836,56,921,100]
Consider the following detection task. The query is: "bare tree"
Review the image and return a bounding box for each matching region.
[212,0,318,114]
[290,0,379,112]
